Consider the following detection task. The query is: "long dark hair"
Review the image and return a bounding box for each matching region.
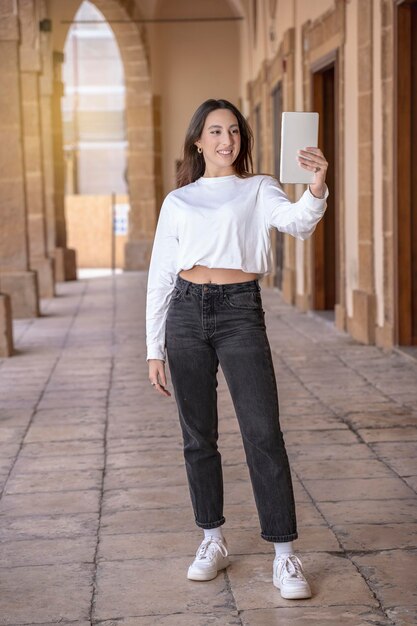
[176,99,254,188]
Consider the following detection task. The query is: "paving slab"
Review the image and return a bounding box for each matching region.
[1,273,417,625]
[228,552,378,610]
[0,563,93,624]
[352,550,417,610]
[0,536,96,567]
[93,557,234,620]
[332,523,417,551]
[303,477,415,501]
[239,606,391,625]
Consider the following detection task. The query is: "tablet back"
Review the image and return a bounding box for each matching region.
[279,112,319,184]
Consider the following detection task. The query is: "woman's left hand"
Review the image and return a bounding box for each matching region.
[297,147,328,198]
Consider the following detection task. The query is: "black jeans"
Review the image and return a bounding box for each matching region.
[165,274,298,543]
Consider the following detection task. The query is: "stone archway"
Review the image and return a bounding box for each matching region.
[59,0,159,270]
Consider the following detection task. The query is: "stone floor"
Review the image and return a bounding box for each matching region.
[0,272,416,626]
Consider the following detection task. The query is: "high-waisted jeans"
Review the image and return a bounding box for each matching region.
[165,274,298,543]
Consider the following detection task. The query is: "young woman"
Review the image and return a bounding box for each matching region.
[146,99,328,600]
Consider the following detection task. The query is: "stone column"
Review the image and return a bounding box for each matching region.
[121,31,158,271]
[281,28,297,306]
[0,294,13,357]
[51,51,77,281]
[0,1,39,319]
[349,0,376,344]
[19,0,55,298]
[39,4,76,282]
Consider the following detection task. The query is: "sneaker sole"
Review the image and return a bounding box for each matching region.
[187,557,230,581]
[273,576,312,599]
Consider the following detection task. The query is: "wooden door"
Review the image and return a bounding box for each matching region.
[312,65,337,310]
[397,0,417,344]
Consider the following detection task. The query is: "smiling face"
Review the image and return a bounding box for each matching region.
[195,108,241,177]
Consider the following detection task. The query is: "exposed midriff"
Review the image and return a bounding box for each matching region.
[179,265,259,284]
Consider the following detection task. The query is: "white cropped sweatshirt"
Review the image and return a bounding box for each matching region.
[146,173,329,362]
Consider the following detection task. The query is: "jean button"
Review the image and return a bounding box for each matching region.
[203,286,208,292]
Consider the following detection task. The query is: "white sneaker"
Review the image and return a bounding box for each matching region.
[187,536,230,581]
[273,554,312,599]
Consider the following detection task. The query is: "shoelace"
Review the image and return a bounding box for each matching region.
[196,537,228,561]
[276,554,305,580]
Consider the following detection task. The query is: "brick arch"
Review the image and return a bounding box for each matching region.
[62,0,158,270]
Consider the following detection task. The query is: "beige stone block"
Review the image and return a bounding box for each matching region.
[334,303,346,330]
[20,439,103,458]
[54,246,77,282]
[349,289,376,345]
[282,267,296,304]
[22,136,43,174]
[288,442,375,461]
[104,464,185,491]
[228,553,378,610]
[318,498,417,525]
[387,608,417,626]
[20,70,38,100]
[19,48,41,73]
[375,322,394,348]
[0,563,93,623]
[0,512,99,541]
[0,293,13,357]
[0,16,19,41]
[13,454,104,474]
[0,270,39,318]
[98,615,240,625]
[352,550,417,608]
[358,427,417,443]
[124,239,152,270]
[125,105,152,129]
[0,489,101,516]
[333,522,417,551]
[358,47,372,93]
[303,477,415,502]
[101,506,194,535]
[357,193,373,237]
[98,530,200,561]
[0,536,96,567]
[93,557,232,620]
[102,486,190,513]
[30,255,55,298]
[296,292,309,313]
[6,468,102,494]
[285,429,357,446]
[293,458,394,480]
[240,606,389,625]
[108,446,180,470]
[404,476,417,491]
[24,423,104,444]
[0,78,20,128]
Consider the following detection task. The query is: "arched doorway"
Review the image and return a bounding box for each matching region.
[62,1,128,272]
[53,0,158,271]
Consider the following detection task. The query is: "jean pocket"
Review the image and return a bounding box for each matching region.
[224,290,262,310]
[170,286,185,303]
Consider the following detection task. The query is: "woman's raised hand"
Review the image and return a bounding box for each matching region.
[148,359,172,397]
[297,147,328,198]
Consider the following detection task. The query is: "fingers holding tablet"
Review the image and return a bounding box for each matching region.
[296,147,328,175]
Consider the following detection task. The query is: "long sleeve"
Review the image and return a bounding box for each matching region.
[261,176,329,239]
[145,195,179,362]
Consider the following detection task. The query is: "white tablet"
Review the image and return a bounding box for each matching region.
[279,112,319,184]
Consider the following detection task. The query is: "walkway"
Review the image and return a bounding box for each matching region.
[0,273,416,625]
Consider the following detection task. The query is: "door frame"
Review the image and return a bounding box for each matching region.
[394,0,417,344]
[309,49,340,311]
